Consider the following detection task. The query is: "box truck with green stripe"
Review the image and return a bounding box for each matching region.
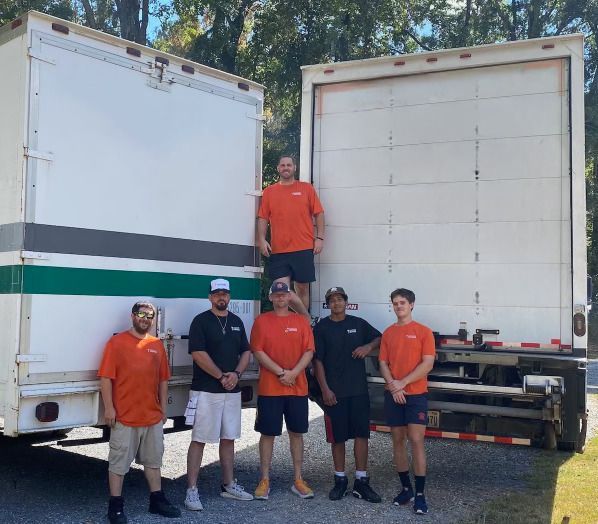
[0,12,263,436]
[301,36,588,450]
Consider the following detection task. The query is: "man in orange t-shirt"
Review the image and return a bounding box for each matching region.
[257,155,325,318]
[98,301,180,523]
[250,281,315,501]
[379,288,435,516]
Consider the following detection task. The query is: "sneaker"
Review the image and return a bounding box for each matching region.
[328,475,348,501]
[149,491,181,518]
[184,487,203,511]
[254,478,270,500]
[107,496,127,524]
[221,480,254,501]
[414,494,428,514]
[291,479,314,499]
[352,477,381,503]
[393,487,414,506]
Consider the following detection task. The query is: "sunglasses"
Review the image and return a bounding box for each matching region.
[133,311,155,320]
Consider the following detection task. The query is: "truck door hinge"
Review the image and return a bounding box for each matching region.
[16,354,47,363]
[24,147,54,162]
[246,189,263,197]
[21,251,50,260]
[246,112,266,121]
[244,265,264,274]
[28,49,56,65]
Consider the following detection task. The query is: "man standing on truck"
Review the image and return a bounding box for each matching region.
[184,278,253,511]
[250,281,315,500]
[378,288,435,515]
[98,301,181,524]
[313,286,382,503]
[257,155,325,319]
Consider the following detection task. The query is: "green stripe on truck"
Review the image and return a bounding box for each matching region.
[0,265,260,300]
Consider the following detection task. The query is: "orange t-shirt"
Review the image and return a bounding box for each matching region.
[258,180,324,254]
[379,321,436,395]
[250,311,314,396]
[98,331,171,426]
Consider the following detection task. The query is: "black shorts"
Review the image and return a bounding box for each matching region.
[324,394,370,443]
[268,249,315,283]
[255,395,309,436]
[384,392,428,427]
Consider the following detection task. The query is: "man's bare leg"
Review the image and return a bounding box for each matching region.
[294,282,310,313]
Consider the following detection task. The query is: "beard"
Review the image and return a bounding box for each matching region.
[133,319,152,334]
[215,301,228,311]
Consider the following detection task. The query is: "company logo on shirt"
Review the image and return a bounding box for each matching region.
[291,192,302,196]
[346,329,357,334]
[285,327,298,333]
[322,302,359,310]
[231,326,241,332]
[406,334,417,339]
[146,349,158,354]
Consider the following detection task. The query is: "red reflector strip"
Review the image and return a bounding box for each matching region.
[51,23,69,35]
[542,44,555,49]
[324,68,334,74]
[426,57,438,62]
[11,19,23,29]
[182,65,195,74]
[370,425,530,446]
[460,53,471,58]
[560,344,572,350]
[126,47,141,57]
[394,60,405,66]
[521,342,541,348]
[551,339,561,344]
[486,341,503,347]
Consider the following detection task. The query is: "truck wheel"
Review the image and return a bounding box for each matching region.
[556,441,576,452]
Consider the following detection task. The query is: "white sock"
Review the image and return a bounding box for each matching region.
[334,471,346,477]
[355,470,367,479]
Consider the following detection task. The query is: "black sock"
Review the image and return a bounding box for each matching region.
[398,471,412,490]
[414,475,426,495]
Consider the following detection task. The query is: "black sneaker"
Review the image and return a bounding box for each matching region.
[414,494,428,514]
[149,491,181,518]
[352,477,381,503]
[107,496,127,524]
[393,487,414,506]
[328,475,348,500]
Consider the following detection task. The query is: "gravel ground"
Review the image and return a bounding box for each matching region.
[1,371,597,524]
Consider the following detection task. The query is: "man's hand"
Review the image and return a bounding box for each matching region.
[104,405,117,427]
[259,240,272,257]
[322,387,337,406]
[392,389,407,404]
[313,238,324,255]
[279,369,296,387]
[221,372,238,391]
[162,412,168,424]
[352,344,372,359]
[387,378,407,393]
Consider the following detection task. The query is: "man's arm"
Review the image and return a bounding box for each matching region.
[352,336,381,359]
[221,349,252,391]
[313,358,337,406]
[158,380,168,423]
[282,350,313,386]
[390,355,435,392]
[100,377,116,427]
[314,212,325,255]
[379,360,406,404]
[253,350,284,376]
[257,217,271,257]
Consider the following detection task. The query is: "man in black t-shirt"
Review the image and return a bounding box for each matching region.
[184,278,253,510]
[313,286,382,503]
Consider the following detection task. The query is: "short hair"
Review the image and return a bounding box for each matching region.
[390,288,415,304]
[278,154,296,166]
[132,301,156,315]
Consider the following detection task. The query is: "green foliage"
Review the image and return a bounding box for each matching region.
[0,0,74,25]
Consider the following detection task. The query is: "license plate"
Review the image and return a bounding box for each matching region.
[427,410,440,428]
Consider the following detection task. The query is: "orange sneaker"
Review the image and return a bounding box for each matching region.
[254,478,270,500]
[291,479,314,499]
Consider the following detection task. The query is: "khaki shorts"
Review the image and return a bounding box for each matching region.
[108,421,164,475]
[187,391,241,443]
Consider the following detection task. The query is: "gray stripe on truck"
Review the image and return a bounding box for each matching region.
[0,222,256,267]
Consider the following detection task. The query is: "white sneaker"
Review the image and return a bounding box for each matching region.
[221,480,254,501]
[184,487,203,511]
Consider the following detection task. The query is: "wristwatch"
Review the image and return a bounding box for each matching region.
[234,370,241,379]
[277,369,285,378]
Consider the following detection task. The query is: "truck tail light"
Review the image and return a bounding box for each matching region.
[573,312,586,337]
[36,402,59,422]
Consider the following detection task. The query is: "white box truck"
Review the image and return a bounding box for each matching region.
[0,11,263,437]
[301,35,588,450]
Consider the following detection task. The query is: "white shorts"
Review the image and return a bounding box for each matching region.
[186,390,241,443]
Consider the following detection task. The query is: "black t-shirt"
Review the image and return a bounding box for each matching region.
[188,310,249,393]
[314,315,381,398]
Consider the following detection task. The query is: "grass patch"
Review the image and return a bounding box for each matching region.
[462,413,598,523]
